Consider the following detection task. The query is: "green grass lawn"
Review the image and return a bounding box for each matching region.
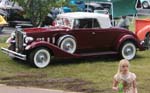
[0,42,150,93]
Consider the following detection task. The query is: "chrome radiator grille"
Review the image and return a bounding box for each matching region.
[15,29,24,52]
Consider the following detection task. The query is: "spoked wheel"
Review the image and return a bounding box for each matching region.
[29,48,51,68]
[120,42,136,60]
[144,33,150,49]
[59,36,76,54]
[142,1,149,9]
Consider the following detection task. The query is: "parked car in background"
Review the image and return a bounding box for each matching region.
[0,0,23,10]
[135,19,150,49]
[1,12,145,68]
[97,2,111,12]
[140,0,150,8]
[84,3,104,12]
[7,9,33,28]
[0,0,33,28]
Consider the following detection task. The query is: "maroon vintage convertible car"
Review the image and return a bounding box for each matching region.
[1,12,145,68]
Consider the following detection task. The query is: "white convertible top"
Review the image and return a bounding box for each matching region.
[58,12,107,19]
[57,12,112,28]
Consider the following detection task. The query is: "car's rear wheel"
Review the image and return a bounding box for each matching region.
[120,42,136,60]
[29,48,51,68]
[58,36,76,54]
[144,33,150,49]
[142,1,149,9]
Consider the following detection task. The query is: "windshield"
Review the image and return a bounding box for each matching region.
[55,17,73,28]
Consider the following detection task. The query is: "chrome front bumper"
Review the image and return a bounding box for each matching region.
[1,47,26,60]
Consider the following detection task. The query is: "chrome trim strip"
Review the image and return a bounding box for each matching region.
[1,47,26,60]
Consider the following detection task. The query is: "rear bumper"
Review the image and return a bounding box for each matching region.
[1,47,26,60]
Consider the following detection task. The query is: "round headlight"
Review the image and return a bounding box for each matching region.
[25,37,34,43]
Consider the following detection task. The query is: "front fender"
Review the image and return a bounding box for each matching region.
[116,34,145,51]
[25,41,78,58]
[136,25,150,41]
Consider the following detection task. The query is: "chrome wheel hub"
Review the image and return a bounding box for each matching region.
[63,41,74,52]
[36,52,48,63]
[124,47,133,56]
[33,49,51,68]
[122,43,136,60]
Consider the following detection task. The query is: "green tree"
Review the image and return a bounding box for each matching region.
[13,0,76,26]
[13,0,56,26]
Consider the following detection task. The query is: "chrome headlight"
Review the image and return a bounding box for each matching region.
[25,37,34,43]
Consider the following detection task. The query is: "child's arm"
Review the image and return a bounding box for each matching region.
[133,80,137,93]
[112,79,119,91]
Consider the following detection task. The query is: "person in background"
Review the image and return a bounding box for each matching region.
[118,16,130,30]
[51,7,59,18]
[41,12,54,27]
[112,59,137,93]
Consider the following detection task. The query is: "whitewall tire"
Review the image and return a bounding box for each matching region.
[120,42,136,60]
[29,48,51,68]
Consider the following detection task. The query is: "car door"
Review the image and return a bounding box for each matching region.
[68,18,98,52]
[84,18,120,51]
[69,18,118,52]
[92,28,121,51]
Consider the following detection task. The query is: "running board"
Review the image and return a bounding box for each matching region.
[78,51,118,57]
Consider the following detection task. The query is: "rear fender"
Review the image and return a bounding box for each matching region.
[25,41,78,58]
[136,25,150,41]
[116,35,144,51]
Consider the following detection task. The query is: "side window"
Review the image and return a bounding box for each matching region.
[73,18,100,29]
[92,19,100,28]
[79,19,92,28]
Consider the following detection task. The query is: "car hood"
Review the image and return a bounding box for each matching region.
[23,26,69,33]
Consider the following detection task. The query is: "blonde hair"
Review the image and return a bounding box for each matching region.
[117,59,130,74]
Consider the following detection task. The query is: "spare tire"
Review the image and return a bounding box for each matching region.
[58,35,76,54]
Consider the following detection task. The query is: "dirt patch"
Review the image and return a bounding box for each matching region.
[0,73,111,93]
[0,73,47,80]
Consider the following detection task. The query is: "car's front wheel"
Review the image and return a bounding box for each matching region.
[120,42,136,60]
[29,48,51,68]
